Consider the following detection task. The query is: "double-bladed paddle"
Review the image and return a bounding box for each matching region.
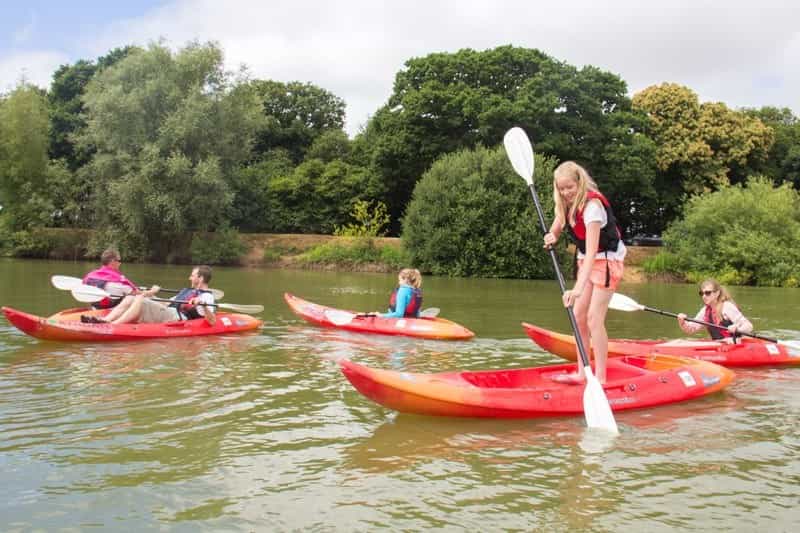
[504,126,618,434]
[69,284,263,314]
[609,292,800,351]
[51,275,225,299]
[325,307,441,326]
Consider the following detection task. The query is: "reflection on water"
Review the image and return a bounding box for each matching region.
[1,259,800,529]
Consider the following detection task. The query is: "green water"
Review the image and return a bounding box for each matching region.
[1,258,799,530]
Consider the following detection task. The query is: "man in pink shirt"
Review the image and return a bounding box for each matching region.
[82,248,139,308]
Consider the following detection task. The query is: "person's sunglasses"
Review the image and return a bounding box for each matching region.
[698,290,715,296]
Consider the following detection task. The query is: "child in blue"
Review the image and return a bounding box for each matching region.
[381,268,423,318]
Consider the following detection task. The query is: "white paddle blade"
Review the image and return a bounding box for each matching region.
[609,293,646,313]
[324,309,358,326]
[52,275,83,290]
[209,288,225,299]
[420,307,440,318]
[780,340,800,357]
[503,127,535,185]
[582,369,619,434]
[70,284,109,303]
[218,303,263,314]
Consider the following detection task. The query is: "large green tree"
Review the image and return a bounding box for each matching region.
[742,106,800,187]
[353,45,657,236]
[76,41,264,260]
[48,47,136,171]
[0,82,71,232]
[250,80,346,164]
[632,83,774,192]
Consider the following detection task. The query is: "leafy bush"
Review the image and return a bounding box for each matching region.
[298,239,408,270]
[2,227,90,259]
[659,176,800,286]
[402,144,567,278]
[190,225,248,265]
[334,200,390,238]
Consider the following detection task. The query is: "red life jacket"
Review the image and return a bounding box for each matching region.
[704,305,734,340]
[564,190,623,288]
[565,190,622,254]
[389,287,423,317]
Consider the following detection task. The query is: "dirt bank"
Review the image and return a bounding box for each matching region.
[238,233,662,283]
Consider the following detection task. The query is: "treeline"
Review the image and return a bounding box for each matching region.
[1,41,798,281]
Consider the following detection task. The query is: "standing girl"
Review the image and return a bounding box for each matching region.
[543,161,625,384]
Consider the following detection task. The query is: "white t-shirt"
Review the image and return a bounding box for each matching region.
[193,291,216,317]
[576,199,626,261]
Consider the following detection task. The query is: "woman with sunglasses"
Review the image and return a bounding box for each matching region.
[677,279,753,340]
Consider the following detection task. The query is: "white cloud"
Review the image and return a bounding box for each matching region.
[74,0,800,135]
[0,50,68,93]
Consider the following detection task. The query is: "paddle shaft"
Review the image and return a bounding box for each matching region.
[527,184,592,369]
[642,305,779,344]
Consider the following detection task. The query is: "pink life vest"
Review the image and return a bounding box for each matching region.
[83,266,138,308]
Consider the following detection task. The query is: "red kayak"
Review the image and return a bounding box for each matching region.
[522,322,800,367]
[339,354,734,418]
[284,293,474,340]
[2,306,262,342]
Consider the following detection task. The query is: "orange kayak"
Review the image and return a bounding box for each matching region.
[522,322,800,367]
[284,293,474,340]
[2,306,262,342]
[339,354,734,418]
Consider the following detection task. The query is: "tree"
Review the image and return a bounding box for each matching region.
[742,106,800,187]
[250,80,346,164]
[0,82,62,231]
[632,83,774,193]
[354,46,657,236]
[48,47,136,171]
[661,177,800,287]
[402,144,565,278]
[75,41,264,260]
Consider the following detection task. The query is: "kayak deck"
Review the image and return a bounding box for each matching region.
[522,322,800,367]
[339,353,735,418]
[2,306,262,342]
[284,293,474,340]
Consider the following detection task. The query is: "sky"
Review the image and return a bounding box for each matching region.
[1,0,798,136]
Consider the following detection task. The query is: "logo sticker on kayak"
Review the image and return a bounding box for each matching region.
[678,370,696,387]
[221,317,232,327]
[766,344,779,355]
[395,319,406,329]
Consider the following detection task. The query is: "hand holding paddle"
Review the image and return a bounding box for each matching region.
[69,284,262,314]
[609,292,800,350]
[51,275,225,299]
[504,126,618,434]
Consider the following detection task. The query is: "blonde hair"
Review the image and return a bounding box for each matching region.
[700,279,735,317]
[553,161,599,227]
[399,268,422,289]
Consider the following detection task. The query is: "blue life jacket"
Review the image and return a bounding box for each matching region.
[170,288,203,320]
